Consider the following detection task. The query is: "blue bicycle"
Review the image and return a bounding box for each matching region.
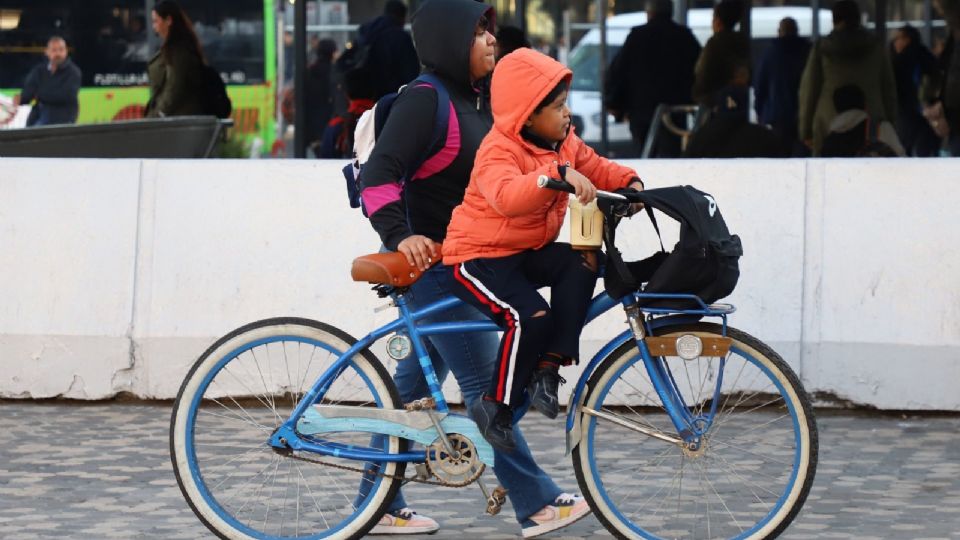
[170,186,818,540]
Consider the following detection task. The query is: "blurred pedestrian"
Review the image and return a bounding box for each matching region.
[820,84,904,156]
[799,0,897,155]
[318,68,376,159]
[684,85,787,158]
[16,36,82,127]
[753,17,811,154]
[891,25,941,156]
[495,25,530,60]
[692,0,750,108]
[306,38,337,154]
[351,0,419,100]
[605,0,701,157]
[145,0,205,117]
[932,0,960,155]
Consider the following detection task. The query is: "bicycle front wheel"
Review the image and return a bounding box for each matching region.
[170,317,404,540]
[573,323,817,540]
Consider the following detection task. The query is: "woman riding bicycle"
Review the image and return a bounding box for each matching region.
[358,0,590,536]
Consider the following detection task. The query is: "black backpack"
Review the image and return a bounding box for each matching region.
[201,64,232,119]
[600,185,743,308]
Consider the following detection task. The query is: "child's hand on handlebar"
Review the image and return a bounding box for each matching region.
[398,235,441,271]
[565,168,597,205]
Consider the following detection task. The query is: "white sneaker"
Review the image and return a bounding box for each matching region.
[521,493,592,538]
[369,507,440,535]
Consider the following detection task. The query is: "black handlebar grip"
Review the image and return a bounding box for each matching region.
[536,175,576,194]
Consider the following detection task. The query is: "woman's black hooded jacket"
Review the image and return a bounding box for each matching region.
[360,0,494,251]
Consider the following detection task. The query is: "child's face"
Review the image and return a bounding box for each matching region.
[525,90,571,145]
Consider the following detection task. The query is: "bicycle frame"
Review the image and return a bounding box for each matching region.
[268,287,735,464]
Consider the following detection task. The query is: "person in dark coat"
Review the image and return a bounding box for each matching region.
[798,0,897,155]
[891,25,941,156]
[357,0,420,100]
[692,0,750,108]
[305,38,337,153]
[604,0,701,156]
[934,0,960,155]
[145,0,205,117]
[684,85,787,158]
[17,36,82,126]
[753,17,811,154]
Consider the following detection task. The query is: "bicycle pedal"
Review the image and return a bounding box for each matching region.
[404,397,437,411]
[485,486,508,516]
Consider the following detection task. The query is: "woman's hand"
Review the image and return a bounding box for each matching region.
[565,168,597,205]
[397,235,441,271]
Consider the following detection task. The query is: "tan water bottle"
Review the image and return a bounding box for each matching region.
[569,196,604,250]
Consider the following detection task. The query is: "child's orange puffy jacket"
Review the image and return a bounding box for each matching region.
[443,48,639,264]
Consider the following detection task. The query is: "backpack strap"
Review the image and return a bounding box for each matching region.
[642,203,667,253]
[600,210,639,294]
[405,73,451,180]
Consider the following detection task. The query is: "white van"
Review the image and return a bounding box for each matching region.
[567,7,833,156]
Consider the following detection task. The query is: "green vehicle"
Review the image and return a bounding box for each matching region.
[0,0,278,150]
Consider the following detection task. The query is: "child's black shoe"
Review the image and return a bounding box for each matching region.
[528,364,564,419]
[469,397,516,452]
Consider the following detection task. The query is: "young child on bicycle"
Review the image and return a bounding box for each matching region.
[442,48,644,451]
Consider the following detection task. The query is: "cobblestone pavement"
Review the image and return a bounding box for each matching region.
[1,402,958,539]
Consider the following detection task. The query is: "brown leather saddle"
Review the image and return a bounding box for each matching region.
[350,246,443,287]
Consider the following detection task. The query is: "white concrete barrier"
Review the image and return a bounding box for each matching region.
[1,158,957,409]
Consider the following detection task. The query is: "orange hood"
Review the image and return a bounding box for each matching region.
[490,48,572,141]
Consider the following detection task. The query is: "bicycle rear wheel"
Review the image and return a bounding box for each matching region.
[573,322,817,540]
[170,317,404,540]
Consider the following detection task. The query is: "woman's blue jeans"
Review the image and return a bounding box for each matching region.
[387,264,562,522]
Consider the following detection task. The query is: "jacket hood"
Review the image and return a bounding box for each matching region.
[411,0,493,87]
[490,48,572,139]
[821,27,880,59]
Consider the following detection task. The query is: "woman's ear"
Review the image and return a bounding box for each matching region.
[523,116,534,127]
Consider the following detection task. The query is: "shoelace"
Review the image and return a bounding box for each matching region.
[554,494,578,506]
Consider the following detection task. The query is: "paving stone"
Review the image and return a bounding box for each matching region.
[0,402,957,538]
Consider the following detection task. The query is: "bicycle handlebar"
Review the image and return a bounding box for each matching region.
[536,175,640,202]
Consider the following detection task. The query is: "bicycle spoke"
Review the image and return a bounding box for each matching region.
[603,444,677,485]
[710,450,781,501]
[295,344,325,409]
[249,348,280,423]
[283,341,297,411]
[710,396,788,442]
[198,406,271,433]
[260,454,283,531]
[293,461,334,530]
[700,463,745,533]
[219,366,285,425]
